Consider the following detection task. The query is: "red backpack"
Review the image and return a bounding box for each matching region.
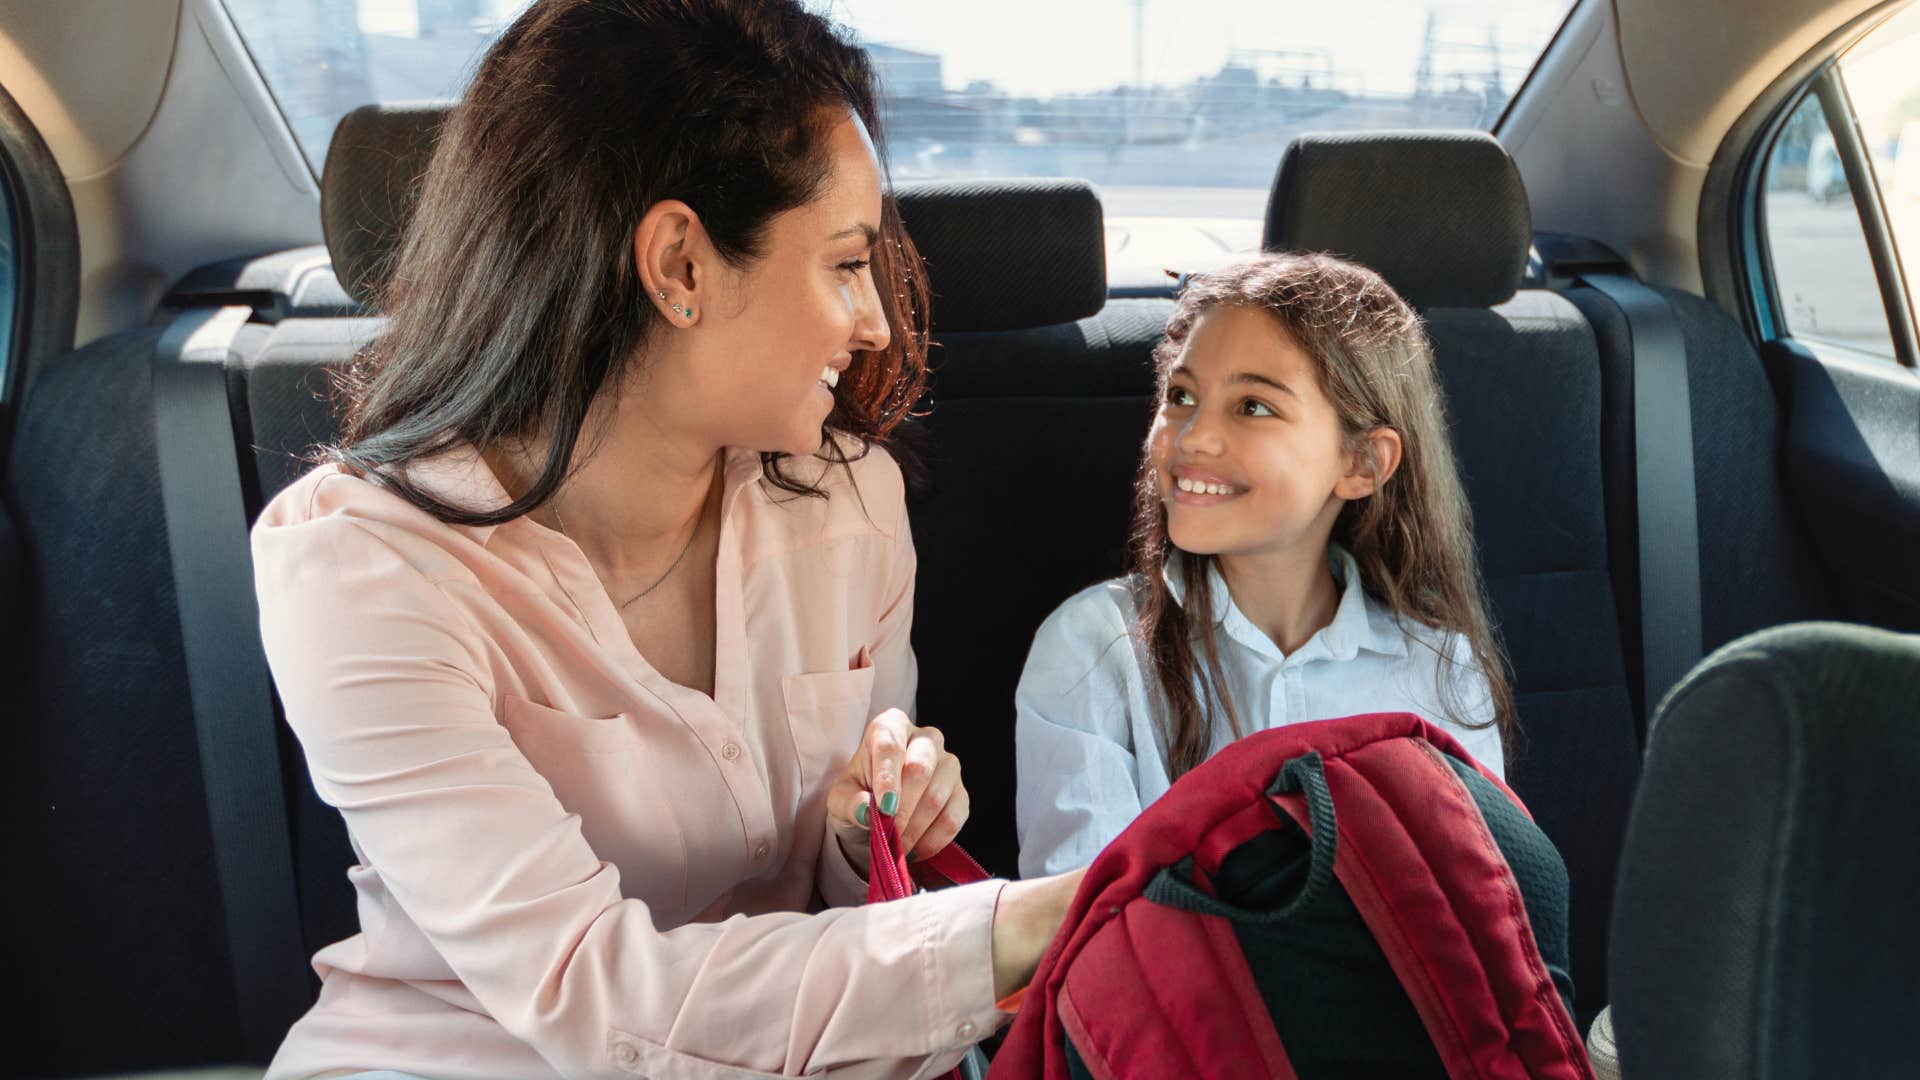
[987,712,1593,1079]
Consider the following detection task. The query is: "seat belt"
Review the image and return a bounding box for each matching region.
[1582,274,1704,720]
[153,305,311,1062]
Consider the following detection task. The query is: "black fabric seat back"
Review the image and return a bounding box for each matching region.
[4,326,265,1074]
[905,296,1172,877]
[1563,284,1839,728]
[1265,130,1641,1026]
[1610,622,1920,1077]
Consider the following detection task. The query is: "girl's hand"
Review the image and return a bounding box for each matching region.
[826,708,970,873]
[991,866,1089,999]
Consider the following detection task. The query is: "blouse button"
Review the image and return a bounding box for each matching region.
[721,741,741,761]
[753,842,770,861]
[611,1040,639,1067]
[957,1020,978,1040]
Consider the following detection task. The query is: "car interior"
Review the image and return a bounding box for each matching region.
[4,0,1918,1076]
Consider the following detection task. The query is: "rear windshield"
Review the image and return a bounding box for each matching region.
[224,0,1577,282]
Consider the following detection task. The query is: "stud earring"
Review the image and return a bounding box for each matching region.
[656,289,667,301]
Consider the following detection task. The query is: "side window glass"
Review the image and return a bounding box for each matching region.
[1837,4,1920,355]
[1761,92,1897,359]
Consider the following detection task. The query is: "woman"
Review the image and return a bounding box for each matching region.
[252,2,1085,1077]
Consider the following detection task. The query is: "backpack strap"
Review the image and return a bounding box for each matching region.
[1268,738,1592,1079]
[1143,752,1336,923]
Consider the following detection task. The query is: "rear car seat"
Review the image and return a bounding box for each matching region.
[1263,130,1642,1028]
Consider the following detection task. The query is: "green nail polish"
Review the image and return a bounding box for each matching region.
[880,791,899,816]
[855,803,870,827]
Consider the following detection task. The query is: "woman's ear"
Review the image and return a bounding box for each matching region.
[1333,427,1404,500]
[633,200,706,324]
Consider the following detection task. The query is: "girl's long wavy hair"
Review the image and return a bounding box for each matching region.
[324,0,931,522]
[1131,253,1515,779]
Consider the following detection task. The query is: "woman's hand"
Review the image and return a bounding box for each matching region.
[826,708,969,874]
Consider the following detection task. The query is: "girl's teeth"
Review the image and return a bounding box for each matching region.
[1176,477,1238,496]
[820,366,840,388]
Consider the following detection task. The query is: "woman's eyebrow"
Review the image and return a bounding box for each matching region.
[827,223,879,245]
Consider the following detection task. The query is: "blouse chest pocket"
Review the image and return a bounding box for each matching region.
[498,695,689,916]
[781,666,877,798]
[500,695,642,755]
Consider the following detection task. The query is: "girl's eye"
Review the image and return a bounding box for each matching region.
[838,258,871,275]
[1166,386,1196,407]
[1240,398,1276,418]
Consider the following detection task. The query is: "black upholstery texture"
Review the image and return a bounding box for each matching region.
[4,331,247,1073]
[1263,130,1530,309]
[320,104,445,307]
[896,178,1109,333]
[0,497,21,667]
[1567,285,1839,728]
[1422,292,1639,1028]
[241,318,386,502]
[907,299,1171,877]
[1611,622,1920,1079]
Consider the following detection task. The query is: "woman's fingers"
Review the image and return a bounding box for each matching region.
[862,708,914,818]
[829,712,969,869]
[906,777,968,861]
[899,752,961,855]
[893,723,943,834]
[825,772,871,835]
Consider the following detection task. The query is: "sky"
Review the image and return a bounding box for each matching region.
[802,0,1574,98]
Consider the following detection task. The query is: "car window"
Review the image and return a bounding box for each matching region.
[223,0,1577,282]
[1758,4,1920,365]
[1761,91,1897,359]
[1837,3,1920,360]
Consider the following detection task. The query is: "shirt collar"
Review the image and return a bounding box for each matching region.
[1162,544,1409,664]
[399,440,767,550]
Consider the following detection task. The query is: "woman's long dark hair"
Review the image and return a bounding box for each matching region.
[1131,254,1516,779]
[326,0,931,523]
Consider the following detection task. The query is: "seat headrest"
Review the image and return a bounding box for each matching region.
[320,103,1108,330]
[320,104,446,308]
[1263,130,1530,309]
[1611,622,1920,1076]
[894,178,1106,332]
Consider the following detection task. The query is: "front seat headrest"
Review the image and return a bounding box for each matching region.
[1263,129,1531,309]
[320,103,446,308]
[1610,621,1920,1077]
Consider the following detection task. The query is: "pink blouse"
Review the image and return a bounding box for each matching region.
[252,439,1007,1079]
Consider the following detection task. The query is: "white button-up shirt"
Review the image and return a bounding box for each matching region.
[1014,547,1503,878]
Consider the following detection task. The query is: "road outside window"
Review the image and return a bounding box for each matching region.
[1763,93,1896,358]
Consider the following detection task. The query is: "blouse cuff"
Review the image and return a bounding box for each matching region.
[912,879,1013,1053]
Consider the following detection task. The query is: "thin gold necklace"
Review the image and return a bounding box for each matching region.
[552,502,702,609]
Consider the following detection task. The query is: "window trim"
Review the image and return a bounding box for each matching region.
[1492,0,1591,137]
[1812,67,1919,366]
[1706,0,1920,367]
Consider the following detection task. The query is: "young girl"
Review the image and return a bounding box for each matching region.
[1015,252,1514,878]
